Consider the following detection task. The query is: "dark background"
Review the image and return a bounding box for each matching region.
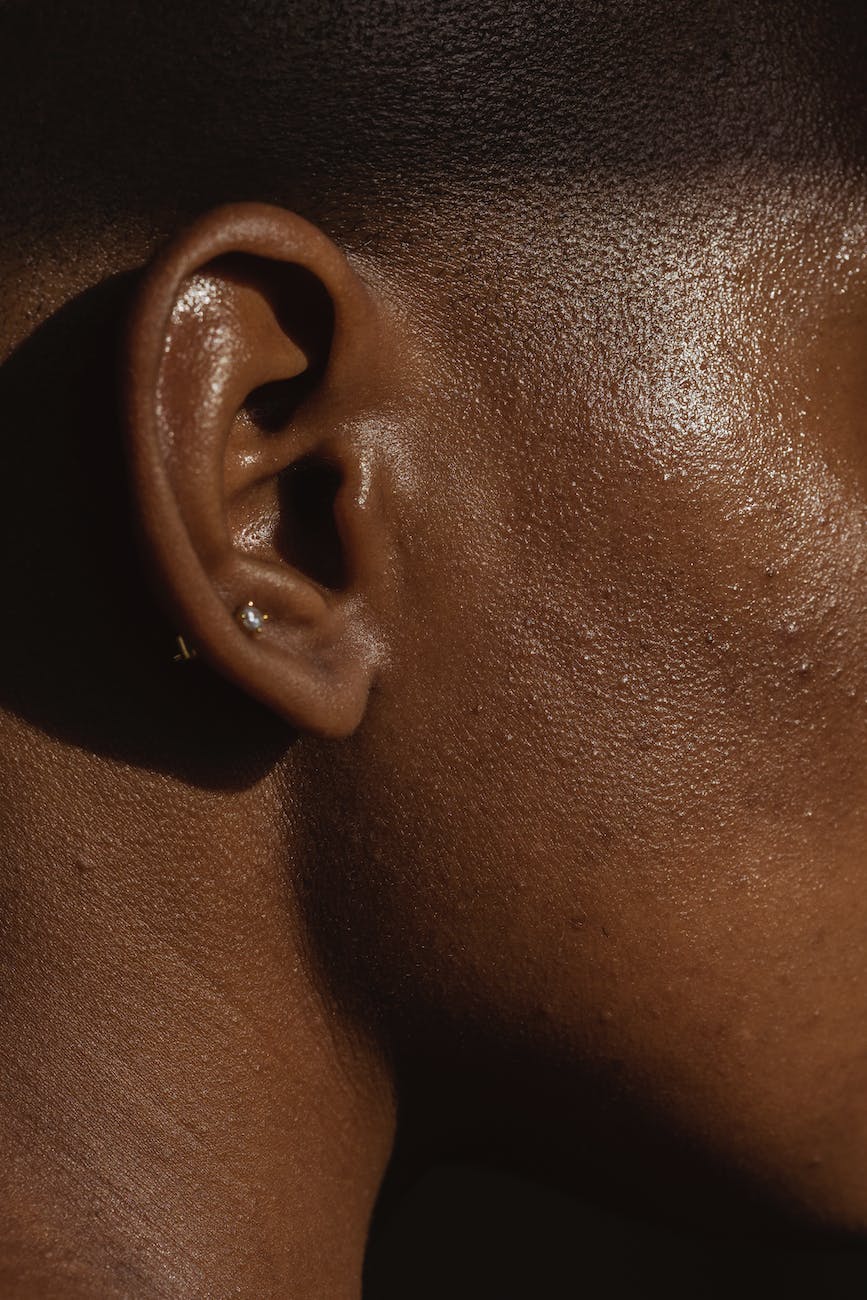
[364,1164,867,1298]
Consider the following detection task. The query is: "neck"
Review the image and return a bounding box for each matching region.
[0,718,394,1299]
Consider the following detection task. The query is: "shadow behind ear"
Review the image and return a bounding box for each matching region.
[0,272,290,787]
[125,202,393,738]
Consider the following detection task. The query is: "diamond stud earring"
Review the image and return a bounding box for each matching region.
[235,601,269,635]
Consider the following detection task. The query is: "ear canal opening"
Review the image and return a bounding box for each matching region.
[276,455,348,592]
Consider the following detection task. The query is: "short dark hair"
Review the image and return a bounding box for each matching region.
[2,0,865,251]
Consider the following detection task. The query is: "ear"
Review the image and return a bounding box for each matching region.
[124,203,393,737]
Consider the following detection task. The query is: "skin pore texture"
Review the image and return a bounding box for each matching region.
[1,1,867,1296]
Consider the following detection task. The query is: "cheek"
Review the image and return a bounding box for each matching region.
[399,352,867,905]
[363,356,867,1224]
[510,441,867,853]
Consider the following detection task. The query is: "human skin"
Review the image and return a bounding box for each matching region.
[1,18,867,1300]
[336,173,867,1226]
[303,171,867,1230]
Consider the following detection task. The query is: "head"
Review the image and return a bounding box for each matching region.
[2,0,867,1239]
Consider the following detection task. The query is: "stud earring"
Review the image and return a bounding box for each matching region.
[235,601,269,635]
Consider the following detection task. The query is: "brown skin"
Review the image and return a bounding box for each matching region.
[1,159,867,1296]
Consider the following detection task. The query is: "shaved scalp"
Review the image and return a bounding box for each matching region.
[1,0,865,251]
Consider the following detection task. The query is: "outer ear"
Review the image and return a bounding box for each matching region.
[124,203,392,737]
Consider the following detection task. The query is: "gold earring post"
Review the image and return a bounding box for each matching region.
[172,635,198,662]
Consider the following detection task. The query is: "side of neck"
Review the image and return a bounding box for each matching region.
[0,725,394,1298]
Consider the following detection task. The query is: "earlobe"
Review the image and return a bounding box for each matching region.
[124,203,390,737]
